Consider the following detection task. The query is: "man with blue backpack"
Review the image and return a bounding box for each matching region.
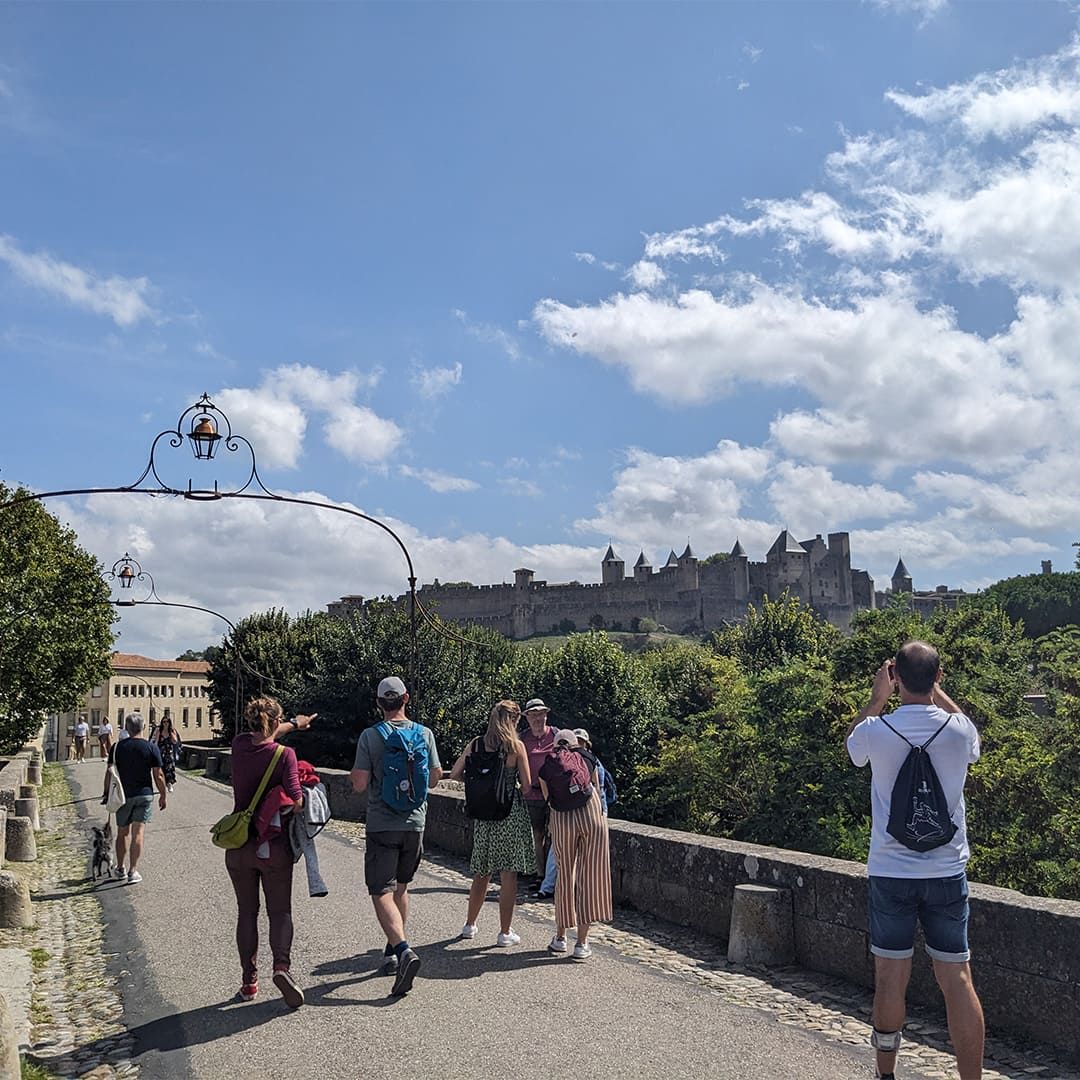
[846,641,984,1080]
[351,676,442,997]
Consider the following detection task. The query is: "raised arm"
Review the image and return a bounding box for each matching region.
[514,739,532,791]
[932,679,964,717]
[845,660,895,741]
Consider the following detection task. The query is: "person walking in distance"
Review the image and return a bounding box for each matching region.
[101,713,166,884]
[351,676,442,997]
[73,716,90,762]
[519,698,557,881]
[846,641,984,1080]
[98,717,114,760]
[449,700,533,946]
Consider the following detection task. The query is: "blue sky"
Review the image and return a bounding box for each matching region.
[3,1,1080,657]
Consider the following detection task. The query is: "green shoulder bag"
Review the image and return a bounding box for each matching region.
[210,744,285,850]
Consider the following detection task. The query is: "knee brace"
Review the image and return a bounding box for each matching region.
[870,1027,902,1052]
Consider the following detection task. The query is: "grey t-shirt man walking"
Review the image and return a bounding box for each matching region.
[350,676,442,997]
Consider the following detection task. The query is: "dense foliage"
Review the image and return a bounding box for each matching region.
[0,484,116,752]
[204,588,1079,900]
[977,571,1080,637]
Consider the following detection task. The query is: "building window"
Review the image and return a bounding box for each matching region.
[183,708,189,725]
[117,708,125,723]
[113,685,121,697]
[91,708,101,726]
[91,684,103,698]
[196,707,203,726]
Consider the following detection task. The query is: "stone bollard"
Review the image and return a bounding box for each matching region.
[205,753,220,779]
[727,884,795,967]
[0,991,20,1080]
[4,816,36,862]
[27,760,42,785]
[15,795,39,832]
[0,807,6,864]
[0,871,32,929]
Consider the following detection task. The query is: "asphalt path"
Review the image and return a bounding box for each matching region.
[64,760,895,1080]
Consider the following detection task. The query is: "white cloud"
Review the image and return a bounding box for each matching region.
[576,441,772,548]
[887,37,1080,140]
[0,234,156,327]
[499,477,543,498]
[218,364,402,470]
[51,491,603,658]
[626,260,666,289]
[869,0,947,21]
[411,362,463,399]
[399,465,478,494]
[453,309,525,361]
[573,251,597,264]
[643,224,725,261]
[743,43,763,63]
[768,463,914,532]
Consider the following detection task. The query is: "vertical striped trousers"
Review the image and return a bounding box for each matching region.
[549,791,613,930]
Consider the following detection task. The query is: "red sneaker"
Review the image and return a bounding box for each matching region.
[238,982,258,1002]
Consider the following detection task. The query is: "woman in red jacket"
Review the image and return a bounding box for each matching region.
[227,696,314,1007]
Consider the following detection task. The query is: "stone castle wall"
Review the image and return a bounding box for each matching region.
[329,530,877,639]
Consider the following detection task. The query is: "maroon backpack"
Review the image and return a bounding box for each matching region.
[544,749,594,811]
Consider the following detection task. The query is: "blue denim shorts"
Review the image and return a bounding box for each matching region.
[116,794,154,828]
[868,873,970,963]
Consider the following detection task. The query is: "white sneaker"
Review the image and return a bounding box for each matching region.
[459,923,477,939]
[113,866,126,879]
[547,936,567,954]
[496,930,521,947]
[127,870,143,884]
[572,942,592,960]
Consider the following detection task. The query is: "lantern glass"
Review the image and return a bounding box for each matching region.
[188,415,221,461]
[118,565,135,589]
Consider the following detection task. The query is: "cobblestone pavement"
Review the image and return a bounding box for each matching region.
[4,764,1076,1080]
[328,816,1080,1080]
[0,764,138,1080]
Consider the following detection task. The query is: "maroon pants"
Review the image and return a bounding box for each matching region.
[225,839,294,983]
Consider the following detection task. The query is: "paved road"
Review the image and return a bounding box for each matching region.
[65,762,898,1080]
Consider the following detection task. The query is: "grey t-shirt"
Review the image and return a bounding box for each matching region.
[353,719,441,834]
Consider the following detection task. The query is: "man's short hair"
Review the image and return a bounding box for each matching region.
[125,712,145,736]
[894,640,940,695]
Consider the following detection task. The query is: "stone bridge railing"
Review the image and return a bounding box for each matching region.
[182,746,1080,1065]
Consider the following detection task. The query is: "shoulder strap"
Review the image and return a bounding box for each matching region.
[920,715,954,751]
[246,745,285,813]
[880,717,914,749]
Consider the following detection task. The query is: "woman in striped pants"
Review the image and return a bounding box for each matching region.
[538,730,612,960]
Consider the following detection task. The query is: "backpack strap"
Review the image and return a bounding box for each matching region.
[920,715,954,751]
[880,717,914,749]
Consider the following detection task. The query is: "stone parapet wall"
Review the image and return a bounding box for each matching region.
[181,753,1080,1064]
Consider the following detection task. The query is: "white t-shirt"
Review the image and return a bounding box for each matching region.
[74,721,89,738]
[99,722,113,737]
[847,704,980,879]
[117,728,130,741]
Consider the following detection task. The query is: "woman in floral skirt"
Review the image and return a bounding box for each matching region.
[449,699,534,947]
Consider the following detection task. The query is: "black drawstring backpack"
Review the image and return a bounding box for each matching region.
[881,715,958,852]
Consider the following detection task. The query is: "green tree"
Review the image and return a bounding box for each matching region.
[977,571,1080,637]
[712,592,841,673]
[0,485,116,752]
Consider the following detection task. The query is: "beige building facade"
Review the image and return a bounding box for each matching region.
[54,652,217,761]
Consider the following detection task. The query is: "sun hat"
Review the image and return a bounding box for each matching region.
[553,729,579,748]
[572,727,591,746]
[524,698,550,713]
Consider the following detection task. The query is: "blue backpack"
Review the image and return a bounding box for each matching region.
[377,721,431,813]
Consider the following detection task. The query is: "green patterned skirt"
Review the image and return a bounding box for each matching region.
[469,791,535,876]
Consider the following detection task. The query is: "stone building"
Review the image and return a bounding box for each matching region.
[51,652,217,761]
[328,529,877,640]
[874,556,966,616]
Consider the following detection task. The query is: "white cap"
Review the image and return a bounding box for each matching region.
[553,729,579,748]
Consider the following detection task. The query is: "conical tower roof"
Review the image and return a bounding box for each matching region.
[892,556,911,580]
[767,529,806,556]
[634,550,650,568]
[731,538,747,557]
[665,550,679,567]
[680,543,695,560]
[603,544,621,563]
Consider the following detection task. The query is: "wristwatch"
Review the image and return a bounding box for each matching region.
[287,718,299,730]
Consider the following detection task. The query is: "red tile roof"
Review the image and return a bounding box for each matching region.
[111,652,211,675]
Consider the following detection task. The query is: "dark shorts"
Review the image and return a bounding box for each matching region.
[869,873,971,963]
[524,798,548,832]
[365,830,423,895]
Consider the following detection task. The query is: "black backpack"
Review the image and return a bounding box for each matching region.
[463,738,514,821]
[882,716,958,852]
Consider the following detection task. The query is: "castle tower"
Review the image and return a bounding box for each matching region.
[891,556,912,594]
[730,538,749,600]
[514,568,535,590]
[601,544,625,584]
[677,542,699,591]
[634,550,652,583]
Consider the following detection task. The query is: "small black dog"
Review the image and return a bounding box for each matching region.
[91,822,113,880]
